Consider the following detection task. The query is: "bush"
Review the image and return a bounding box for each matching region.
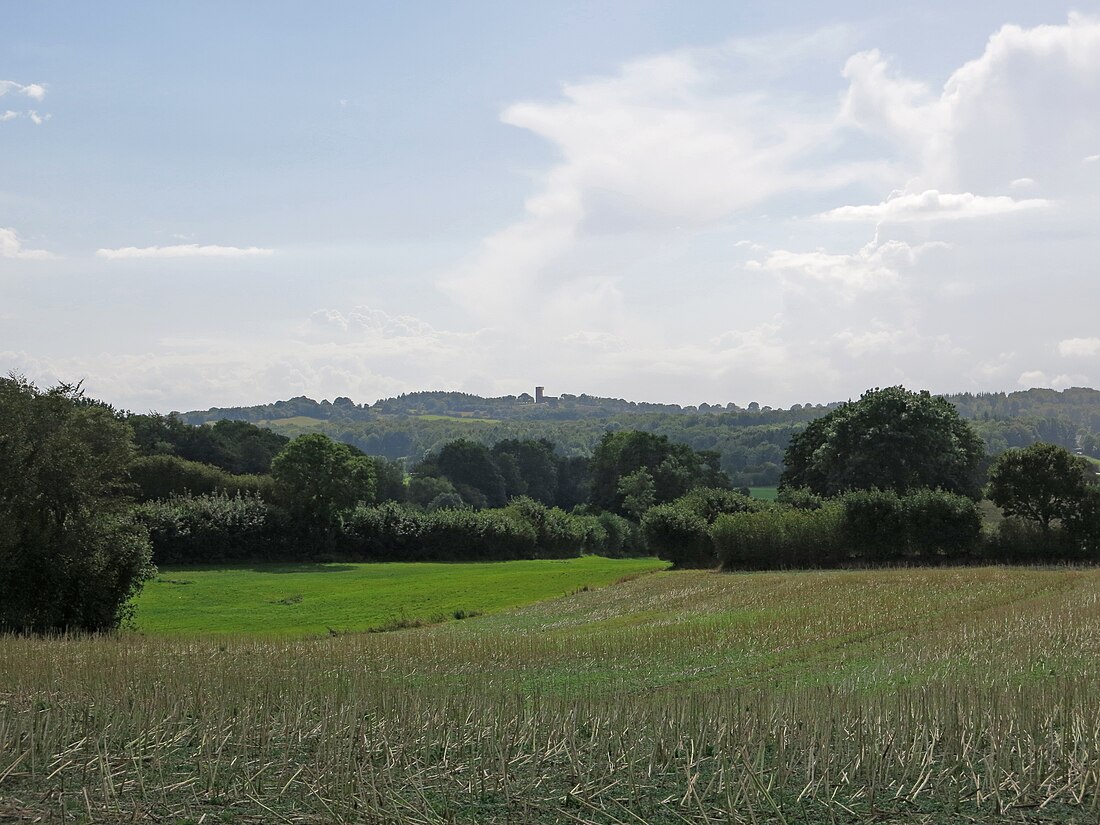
[838,489,906,562]
[343,502,425,561]
[642,502,714,567]
[419,508,538,560]
[678,487,760,521]
[776,487,824,510]
[713,504,842,569]
[983,518,1078,563]
[139,493,271,564]
[129,454,274,502]
[596,511,636,556]
[503,497,587,558]
[903,489,981,559]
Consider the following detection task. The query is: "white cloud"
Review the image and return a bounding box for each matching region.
[0,80,46,100]
[0,81,49,124]
[843,15,1100,192]
[0,228,53,260]
[440,34,891,318]
[817,190,1050,223]
[1018,370,1090,390]
[1085,154,1100,164]
[1059,337,1100,357]
[1009,177,1035,189]
[96,244,275,260]
[746,237,940,299]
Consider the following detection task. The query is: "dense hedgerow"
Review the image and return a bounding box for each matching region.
[129,454,275,502]
[713,503,843,569]
[715,489,984,570]
[139,493,272,564]
[642,487,760,567]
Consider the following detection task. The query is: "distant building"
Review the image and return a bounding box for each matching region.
[534,386,558,404]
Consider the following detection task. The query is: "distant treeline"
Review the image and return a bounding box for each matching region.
[174,388,1100,487]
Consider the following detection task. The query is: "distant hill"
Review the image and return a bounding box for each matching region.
[176,387,1100,486]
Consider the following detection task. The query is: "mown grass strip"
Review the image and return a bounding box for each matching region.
[132,556,669,635]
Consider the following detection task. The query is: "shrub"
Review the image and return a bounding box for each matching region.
[343,502,425,561]
[419,508,537,561]
[139,493,271,565]
[678,487,760,521]
[984,518,1077,564]
[903,489,981,560]
[776,487,824,510]
[713,504,842,569]
[596,511,636,557]
[129,454,274,502]
[838,489,906,562]
[642,502,714,567]
[503,497,585,558]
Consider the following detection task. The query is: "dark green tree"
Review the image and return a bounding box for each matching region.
[434,439,507,508]
[987,442,1095,529]
[0,377,155,632]
[271,433,376,527]
[590,430,731,514]
[780,386,984,498]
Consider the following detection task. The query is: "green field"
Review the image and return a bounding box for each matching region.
[748,485,778,500]
[4,566,1100,823]
[133,556,669,634]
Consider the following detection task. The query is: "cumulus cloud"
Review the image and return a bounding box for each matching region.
[0,228,53,260]
[1059,338,1100,357]
[96,244,275,260]
[842,14,1100,192]
[439,35,891,318]
[816,190,1050,222]
[746,237,941,299]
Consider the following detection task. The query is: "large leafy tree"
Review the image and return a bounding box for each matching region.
[0,377,155,632]
[434,439,507,508]
[590,430,731,515]
[271,433,376,527]
[987,442,1095,529]
[781,386,984,498]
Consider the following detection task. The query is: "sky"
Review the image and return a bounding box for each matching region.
[3,1,1100,412]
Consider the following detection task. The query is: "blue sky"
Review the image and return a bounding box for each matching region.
[3,2,1100,411]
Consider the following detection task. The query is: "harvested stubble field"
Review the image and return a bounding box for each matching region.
[3,566,1100,824]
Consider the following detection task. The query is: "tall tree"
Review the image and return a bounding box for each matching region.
[271,433,376,527]
[781,386,984,498]
[987,442,1095,529]
[0,377,154,632]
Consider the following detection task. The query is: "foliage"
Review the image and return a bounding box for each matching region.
[902,488,982,558]
[434,439,507,508]
[271,433,376,528]
[139,493,271,565]
[781,386,984,498]
[617,468,656,520]
[590,430,731,515]
[0,377,154,632]
[713,504,843,569]
[987,442,1096,529]
[128,454,274,501]
[641,502,714,567]
[127,413,289,474]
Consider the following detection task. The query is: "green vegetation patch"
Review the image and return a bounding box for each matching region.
[133,556,668,635]
[748,485,778,500]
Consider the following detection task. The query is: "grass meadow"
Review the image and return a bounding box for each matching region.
[132,557,668,635]
[3,565,1100,823]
